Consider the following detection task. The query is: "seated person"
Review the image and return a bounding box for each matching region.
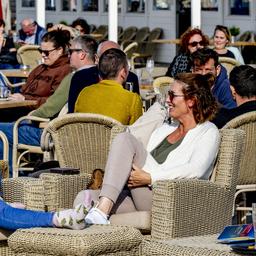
[68,40,140,113]
[0,19,19,69]
[212,65,256,128]
[191,48,236,109]
[213,25,235,59]
[1,29,71,122]
[74,73,220,224]
[0,35,98,176]
[165,27,209,77]
[17,18,46,45]
[0,198,88,230]
[71,18,90,35]
[75,48,142,125]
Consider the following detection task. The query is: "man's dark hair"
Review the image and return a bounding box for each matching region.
[98,48,128,80]
[191,48,219,68]
[230,65,256,98]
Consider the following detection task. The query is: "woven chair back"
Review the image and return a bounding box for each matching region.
[17,45,41,70]
[44,113,125,175]
[222,111,256,185]
[210,129,245,190]
[219,57,240,77]
[119,26,137,42]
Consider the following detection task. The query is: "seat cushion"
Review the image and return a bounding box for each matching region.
[110,211,151,231]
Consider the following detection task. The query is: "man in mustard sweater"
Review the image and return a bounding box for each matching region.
[75,48,142,125]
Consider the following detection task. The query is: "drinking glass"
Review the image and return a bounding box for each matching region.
[146,58,154,84]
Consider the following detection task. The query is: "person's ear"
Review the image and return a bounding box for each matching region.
[230,85,236,99]
[187,98,195,108]
[216,64,221,76]
[120,67,127,81]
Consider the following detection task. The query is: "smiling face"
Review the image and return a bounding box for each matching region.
[40,41,63,66]
[167,81,194,122]
[214,29,229,50]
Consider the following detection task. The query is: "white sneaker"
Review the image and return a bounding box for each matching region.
[85,207,110,225]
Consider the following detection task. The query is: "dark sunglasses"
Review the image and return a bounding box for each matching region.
[38,47,57,56]
[68,48,83,55]
[168,90,184,101]
[189,41,204,47]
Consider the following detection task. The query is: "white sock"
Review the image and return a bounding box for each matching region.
[53,203,88,230]
[85,207,110,225]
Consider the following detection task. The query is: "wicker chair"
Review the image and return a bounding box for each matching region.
[222,111,256,221]
[16,44,42,70]
[0,72,25,91]
[219,57,240,77]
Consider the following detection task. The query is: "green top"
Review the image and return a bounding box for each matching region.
[151,136,184,164]
[31,73,73,118]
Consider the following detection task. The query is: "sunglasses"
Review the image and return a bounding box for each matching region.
[168,90,184,101]
[38,47,57,56]
[188,41,204,47]
[68,48,83,55]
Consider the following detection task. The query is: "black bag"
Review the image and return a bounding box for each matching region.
[0,52,18,65]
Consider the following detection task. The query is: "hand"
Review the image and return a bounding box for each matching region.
[128,164,151,188]
[9,93,25,101]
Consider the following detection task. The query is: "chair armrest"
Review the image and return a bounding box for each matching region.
[39,173,92,211]
[9,82,26,88]
[151,179,234,240]
[1,177,45,211]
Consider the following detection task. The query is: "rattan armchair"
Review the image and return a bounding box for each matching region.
[222,111,256,220]
[219,57,240,77]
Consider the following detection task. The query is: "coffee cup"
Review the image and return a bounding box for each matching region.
[0,87,10,99]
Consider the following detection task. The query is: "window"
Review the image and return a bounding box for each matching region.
[82,0,98,11]
[201,0,218,11]
[230,0,249,15]
[127,0,145,13]
[62,0,77,11]
[46,0,56,11]
[104,0,122,13]
[22,0,35,7]
[153,0,172,10]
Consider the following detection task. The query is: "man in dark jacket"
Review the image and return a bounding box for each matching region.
[18,18,46,45]
[191,48,236,109]
[212,65,256,128]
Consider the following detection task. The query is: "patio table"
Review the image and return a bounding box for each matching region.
[0,69,30,78]
[0,99,37,109]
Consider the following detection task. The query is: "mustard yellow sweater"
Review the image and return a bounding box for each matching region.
[74,80,143,125]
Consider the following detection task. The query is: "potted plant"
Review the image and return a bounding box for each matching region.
[229,26,240,43]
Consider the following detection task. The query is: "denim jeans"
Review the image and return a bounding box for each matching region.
[0,199,53,230]
[0,122,42,177]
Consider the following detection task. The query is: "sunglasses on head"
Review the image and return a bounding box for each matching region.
[38,47,57,56]
[168,90,184,101]
[189,41,204,47]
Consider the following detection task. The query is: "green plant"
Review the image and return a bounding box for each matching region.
[229,26,240,36]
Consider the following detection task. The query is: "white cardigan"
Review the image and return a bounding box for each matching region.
[142,121,220,184]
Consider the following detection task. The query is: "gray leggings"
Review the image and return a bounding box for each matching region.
[100,132,152,212]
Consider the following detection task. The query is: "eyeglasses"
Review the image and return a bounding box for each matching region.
[68,48,83,55]
[168,90,184,101]
[38,48,57,56]
[188,41,204,47]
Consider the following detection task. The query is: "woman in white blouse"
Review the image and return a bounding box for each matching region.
[81,72,220,224]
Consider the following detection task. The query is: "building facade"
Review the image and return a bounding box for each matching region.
[15,0,256,64]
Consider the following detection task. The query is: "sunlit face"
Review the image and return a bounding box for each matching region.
[214,30,228,50]
[187,34,204,54]
[167,81,191,121]
[22,23,36,36]
[75,25,86,35]
[69,41,84,69]
[193,59,217,77]
[40,41,63,66]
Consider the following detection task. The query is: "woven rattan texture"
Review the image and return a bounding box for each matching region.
[150,129,245,240]
[222,111,256,185]
[8,225,142,256]
[44,113,125,176]
[2,177,45,210]
[0,160,9,179]
[40,173,91,211]
[0,240,15,256]
[141,235,237,255]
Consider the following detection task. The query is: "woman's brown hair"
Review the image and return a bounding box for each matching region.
[180,27,209,53]
[175,73,218,123]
